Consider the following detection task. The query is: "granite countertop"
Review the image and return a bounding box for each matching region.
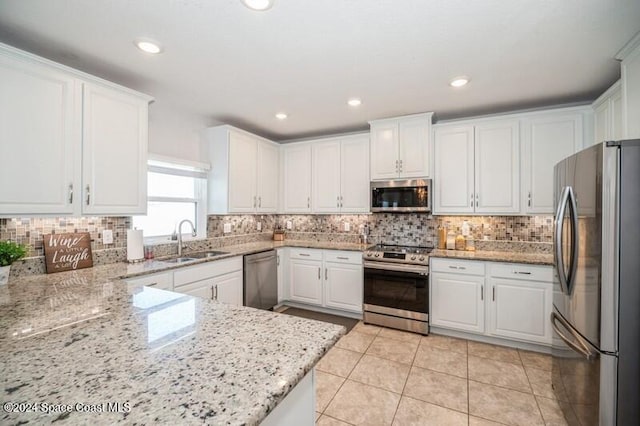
[430,248,554,265]
[0,255,346,424]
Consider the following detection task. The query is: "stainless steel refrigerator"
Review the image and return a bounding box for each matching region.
[551,140,640,425]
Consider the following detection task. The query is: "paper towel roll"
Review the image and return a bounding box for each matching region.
[127,229,144,262]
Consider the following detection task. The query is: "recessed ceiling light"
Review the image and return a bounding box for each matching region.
[347,98,362,107]
[241,0,274,11]
[449,76,470,87]
[275,112,288,120]
[134,38,163,54]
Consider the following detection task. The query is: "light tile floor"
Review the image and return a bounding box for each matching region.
[315,322,566,426]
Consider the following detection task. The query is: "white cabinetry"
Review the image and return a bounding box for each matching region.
[592,81,623,145]
[430,259,485,333]
[312,134,369,214]
[206,125,279,214]
[521,110,585,214]
[0,43,151,217]
[434,119,519,214]
[173,256,244,306]
[618,34,640,139]
[430,258,554,346]
[370,113,433,180]
[125,271,173,291]
[287,249,363,314]
[282,144,312,213]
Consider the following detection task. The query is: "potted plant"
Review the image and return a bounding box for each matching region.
[0,241,28,285]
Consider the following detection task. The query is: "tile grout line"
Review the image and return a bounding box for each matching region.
[390,331,423,425]
[519,349,547,424]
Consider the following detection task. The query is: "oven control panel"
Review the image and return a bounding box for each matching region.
[363,250,429,266]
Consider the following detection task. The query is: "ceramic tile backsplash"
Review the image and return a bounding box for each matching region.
[0,217,130,257]
[207,215,277,237]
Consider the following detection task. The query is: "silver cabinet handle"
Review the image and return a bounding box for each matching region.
[85,185,90,205]
[513,271,532,275]
[325,268,328,280]
[211,285,214,300]
[481,285,484,301]
[340,195,343,208]
[399,159,403,172]
[277,254,280,266]
[470,193,474,207]
[337,256,349,260]
[307,197,310,208]
[395,159,399,172]
[337,196,340,208]
[214,285,218,301]
[475,193,479,208]
[147,282,157,287]
[318,267,321,280]
[528,191,532,207]
[68,183,74,204]
[492,286,495,301]
[258,196,261,208]
[253,196,257,208]
[448,265,466,270]
[299,253,310,257]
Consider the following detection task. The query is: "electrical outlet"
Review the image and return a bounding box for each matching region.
[286,220,292,230]
[102,229,113,244]
[223,223,232,234]
[343,222,350,232]
[256,221,262,231]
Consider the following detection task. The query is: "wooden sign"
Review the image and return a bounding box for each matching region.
[43,232,93,274]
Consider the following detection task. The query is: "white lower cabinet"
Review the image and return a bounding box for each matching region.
[172,256,244,306]
[430,258,553,346]
[125,271,173,291]
[288,249,363,314]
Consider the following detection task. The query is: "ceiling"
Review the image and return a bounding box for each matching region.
[0,0,639,141]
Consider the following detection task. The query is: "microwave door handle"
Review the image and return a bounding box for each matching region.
[566,187,579,295]
[551,312,599,361]
[554,186,571,295]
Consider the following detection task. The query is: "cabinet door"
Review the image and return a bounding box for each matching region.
[228,131,258,213]
[324,261,363,313]
[521,114,582,214]
[0,53,79,216]
[257,141,279,213]
[474,120,520,214]
[340,135,370,213]
[82,83,148,215]
[399,117,430,178]
[289,258,322,305]
[283,144,312,212]
[621,44,640,139]
[175,278,215,299]
[610,89,623,140]
[433,125,475,214]
[312,140,341,213]
[213,270,243,306]
[370,122,399,180]
[276,248,286,303]
[430,272,485,333]
[488,278,552,345]
[593,101,610,145]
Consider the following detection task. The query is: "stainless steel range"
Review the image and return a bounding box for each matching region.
[363,244,432,335]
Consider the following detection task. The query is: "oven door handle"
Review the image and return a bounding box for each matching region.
[364,261,428,275]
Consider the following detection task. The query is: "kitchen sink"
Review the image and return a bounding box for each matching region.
[189,250,229,259]
[163,257,197,264]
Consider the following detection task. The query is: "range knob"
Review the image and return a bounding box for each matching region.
[411,255,417,260]
[419,256,425,261]
[375,253,380,257]
[366,252,372,257]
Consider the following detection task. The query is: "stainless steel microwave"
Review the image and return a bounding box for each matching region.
[370,179,432,212]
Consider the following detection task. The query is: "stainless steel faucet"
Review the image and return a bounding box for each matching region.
[177,219,197,257]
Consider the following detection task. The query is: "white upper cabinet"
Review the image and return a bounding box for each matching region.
[0,43,152,217]
[593,81,623,145]
[282,143,312,213]
[0,50,79,216]
[521,110,585,214]
[434,119,519,214]
[370,113,433,180]
[206,125,279,214]
[288,133,369,214]
[82,83,148,215]
[618,33,640,139]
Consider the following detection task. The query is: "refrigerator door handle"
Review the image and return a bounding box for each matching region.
[551,312,599,361]
[554,186,579,295]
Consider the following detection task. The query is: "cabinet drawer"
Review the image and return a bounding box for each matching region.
[174,256,243,287]
[431,258,485,276]
[126,272,172,290]
[289,248,323,261]
[488,263,552,282]
[324,250,362,265]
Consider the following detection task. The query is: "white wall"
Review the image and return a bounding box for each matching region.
[148,100,210,164]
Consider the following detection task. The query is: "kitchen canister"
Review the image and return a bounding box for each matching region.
[127,229,144,263]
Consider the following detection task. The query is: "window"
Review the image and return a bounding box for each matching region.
[133,159,208,241]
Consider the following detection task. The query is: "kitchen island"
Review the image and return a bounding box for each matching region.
[0,264,345,425]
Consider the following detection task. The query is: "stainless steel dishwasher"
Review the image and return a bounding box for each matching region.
[243,250,277,310]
